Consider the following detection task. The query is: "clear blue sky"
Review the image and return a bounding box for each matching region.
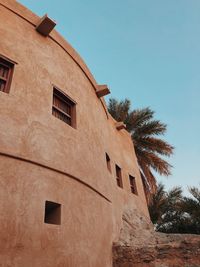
[18,0,200,194]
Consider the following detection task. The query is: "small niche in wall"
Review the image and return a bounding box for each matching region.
[106,153,112,173]
[115,165,123,188]
[129,175,138,195]
[44,201,61,225]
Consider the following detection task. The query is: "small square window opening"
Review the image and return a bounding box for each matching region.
[44,201,61,225]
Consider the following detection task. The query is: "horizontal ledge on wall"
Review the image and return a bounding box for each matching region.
[0,151,112,204]
[96,85,110,98]
[36,14,56,36]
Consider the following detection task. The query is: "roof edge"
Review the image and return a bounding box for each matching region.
[1,0,132,131]
[0,0,99,90]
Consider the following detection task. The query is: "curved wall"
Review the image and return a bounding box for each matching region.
[0,1,149,266]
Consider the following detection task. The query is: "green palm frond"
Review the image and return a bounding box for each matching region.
[133,121,167,137]
[126,107,154,131]
[189,186,200,203]
[148,183,167,224]
[108,98,131,122]
[133,137,174,156]
[149,184,200,234]
[136,148,172,176]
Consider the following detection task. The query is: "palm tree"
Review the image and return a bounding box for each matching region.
[148,183,183,229]
[149,184,200,234]
[108,98,174,199]
[148,183,167,224]
[182,186,200,234]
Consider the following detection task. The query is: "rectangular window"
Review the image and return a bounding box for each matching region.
[106,153,111,173]
[0,56,15,94]
[129,175,137,194]
[52,87,76,128]
[116,165,123,188]
[44,201,61,225]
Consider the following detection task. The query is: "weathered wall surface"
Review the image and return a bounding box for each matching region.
[0,157,113,267]
[0,0,149,266]
[113,208,200,267]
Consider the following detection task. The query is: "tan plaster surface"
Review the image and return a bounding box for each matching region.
[0,1,149,266]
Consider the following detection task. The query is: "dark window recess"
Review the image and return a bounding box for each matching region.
[0,56,14,94]
[116,165,123,188]
[52,87,76,127]
[129,175,137,194]
[106,153,111,173]
[44,201,61,225]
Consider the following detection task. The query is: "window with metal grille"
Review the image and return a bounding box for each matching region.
[116,165,123,188]
[52,87,76,127]
[0,56,14,94]
[106,153,112,173]
[129,175,137,195]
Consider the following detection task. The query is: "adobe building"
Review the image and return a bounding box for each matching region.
[1,1,200,267]
[0,0,150,266]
